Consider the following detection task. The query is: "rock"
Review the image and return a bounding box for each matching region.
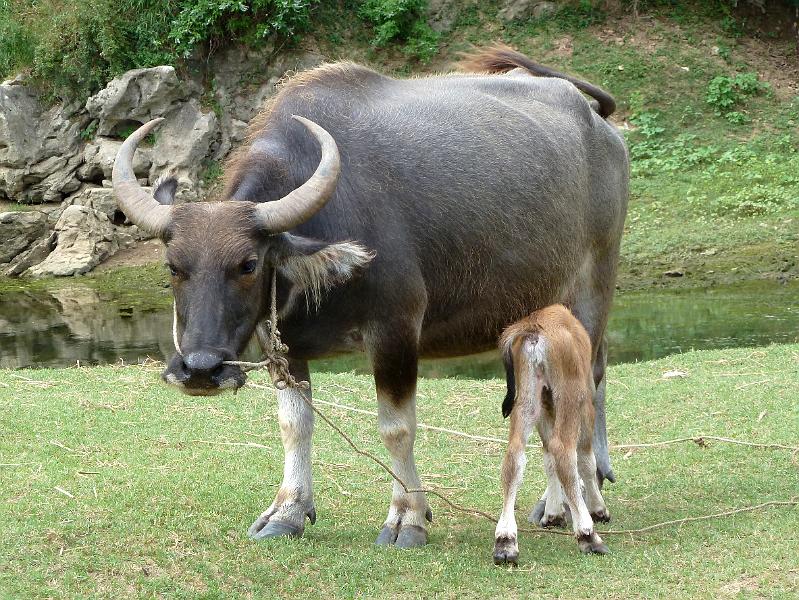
[427,0,462,33]
[65,186,122,221]
[497,0,558,22]
[148,99,217,199]
[25,205,131,277]
[0,211,48,263]
[85,66,185,136]
[77,137,152,183]
[4,233,56,276]
[0,80,85,203]
[210,47,323,160]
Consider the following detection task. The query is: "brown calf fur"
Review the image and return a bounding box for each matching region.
[493,305,610,565]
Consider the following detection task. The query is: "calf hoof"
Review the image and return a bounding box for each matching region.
[395,525,428,549]
[577,532,610,555]
[528,499,546,524]
[539,514,567,529]
[591,508,611,523]
[493,536,519,566]
[375,525,399,546]
[249,520,303,541]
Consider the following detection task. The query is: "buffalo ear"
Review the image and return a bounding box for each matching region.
[272,233,374,304]
[153,176,178,206]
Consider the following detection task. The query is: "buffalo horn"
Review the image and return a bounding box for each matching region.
[112,118,171,237]
[255,115,341,233]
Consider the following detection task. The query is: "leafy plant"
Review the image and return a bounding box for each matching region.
[706,72,768,122]
[0,0,316,99]
[358,0,439,62]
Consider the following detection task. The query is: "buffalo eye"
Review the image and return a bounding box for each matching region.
[241,259,258,275]
[166,263,180,278]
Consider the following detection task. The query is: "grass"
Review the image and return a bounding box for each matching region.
[1,344,797,598]
[426,2,799,289]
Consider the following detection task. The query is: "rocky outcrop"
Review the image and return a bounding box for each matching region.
[25,205,135,277]
[0,78,86,204]
[0,47,321,277]
[0,210,48,263]
[85,66,188,136]
[209,46,322,159]
[497,0,558,22]
[77,138,153,182]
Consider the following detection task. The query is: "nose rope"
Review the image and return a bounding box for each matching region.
[170,268,309,391]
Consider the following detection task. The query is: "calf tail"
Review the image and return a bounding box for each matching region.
[502,350,517,419]
[459,43,616,119]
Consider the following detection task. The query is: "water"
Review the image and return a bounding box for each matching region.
[0,280,796,376]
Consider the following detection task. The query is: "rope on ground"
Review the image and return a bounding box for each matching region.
[283,385,799,538]
[209,276,799,538]
[247,383,799,454]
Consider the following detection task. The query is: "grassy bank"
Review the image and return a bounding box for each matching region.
[2,344,797,598]
[3,3,798,289]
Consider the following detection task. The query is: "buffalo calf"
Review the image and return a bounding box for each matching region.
[493,305,610,565]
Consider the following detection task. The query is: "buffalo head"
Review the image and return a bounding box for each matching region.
[113,118,372,396]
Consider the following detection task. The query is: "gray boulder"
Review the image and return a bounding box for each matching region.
[148,99,217,200]
[85,66,185,136]
[0,210,48,263]
[25,204,133,277]
[427,0,463,33]
[0,79,85,203]
[77,137,152,183]
[497,0,558,22]
[4,233,56,276]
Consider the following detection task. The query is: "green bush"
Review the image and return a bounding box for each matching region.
[357,0,439,62]
[170,0,314,57]
[0,0,315,99]
[706,72,769,123]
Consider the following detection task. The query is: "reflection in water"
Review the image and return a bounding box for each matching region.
[0,281,796,376]
[0,286,174,369]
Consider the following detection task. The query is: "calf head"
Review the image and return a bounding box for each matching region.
[113,118,372,396]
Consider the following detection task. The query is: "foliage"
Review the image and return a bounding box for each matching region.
[357,0,439,62]
[706,72,769,123]
[0,0,315,99]
[169,0,314,57]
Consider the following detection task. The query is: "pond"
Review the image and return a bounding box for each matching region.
[0,280,796,378]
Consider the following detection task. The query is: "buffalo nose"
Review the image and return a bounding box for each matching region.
[183,351,224,374]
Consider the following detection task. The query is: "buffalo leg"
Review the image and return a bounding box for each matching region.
[592,338,615,486]
[578,413,610,524]
[249,360,316,540]
[369,324,431,548]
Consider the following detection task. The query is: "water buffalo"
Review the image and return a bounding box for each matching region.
[113,45,629,548]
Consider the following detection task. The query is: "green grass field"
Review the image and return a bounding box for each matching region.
[2,344,797,598]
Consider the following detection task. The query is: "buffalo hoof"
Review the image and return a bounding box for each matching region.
[591,508,611,523]
[577,532,610,555]
[539,513,567,529]
[249,520,303,541]
[395,525,428,549]
[375,525,399,546]
[493,536,519,566]
[528,499,546,524]
[596,466,616,488]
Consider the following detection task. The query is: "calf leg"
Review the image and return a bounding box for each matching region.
[493,377,538,565]
[545,406,608,555]
[249,360,317,540]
